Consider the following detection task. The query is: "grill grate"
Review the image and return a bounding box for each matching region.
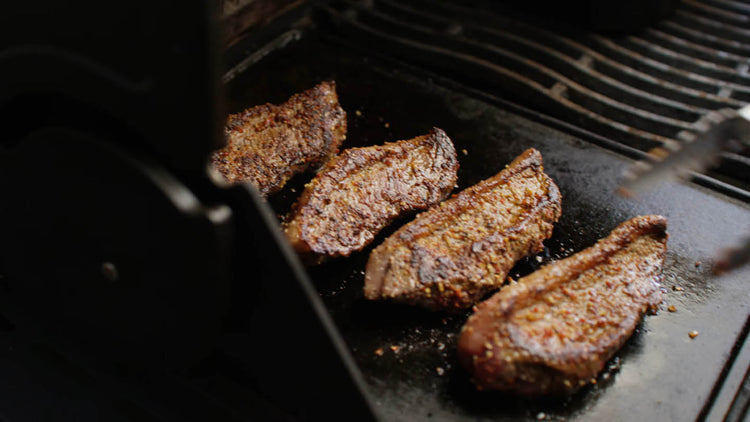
[325,0,750,200]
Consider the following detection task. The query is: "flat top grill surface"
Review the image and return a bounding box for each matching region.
[1,2,749,421]
[224,15,750,420]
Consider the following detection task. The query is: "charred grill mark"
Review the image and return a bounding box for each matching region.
[458,215,668,396]
[285,128,458,264]
[365,148,562,311]
[210,81,347,196]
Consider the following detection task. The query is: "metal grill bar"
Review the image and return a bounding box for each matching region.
[622,36,749,85]
[674,9,750,43]
[587,34,750,99]
[703,0,750,14]
[658,21,750,57]
[379,0,749,111]
[682,0,750,26]
[378,1,707,122]
[347,1,682,146]
[326,0,750,201]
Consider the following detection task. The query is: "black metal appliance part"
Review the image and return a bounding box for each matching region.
[0,0,749,421]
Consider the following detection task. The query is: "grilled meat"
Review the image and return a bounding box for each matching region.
[211,81,347,196]
[285,128,458,264]
[457,215,668,396]
[364,148,561,311]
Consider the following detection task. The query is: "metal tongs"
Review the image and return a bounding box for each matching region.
[618,104,750,274]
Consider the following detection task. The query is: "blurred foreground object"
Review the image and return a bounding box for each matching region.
[619,105,750,274]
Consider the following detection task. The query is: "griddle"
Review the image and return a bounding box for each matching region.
[221,16,750,421]
[0,1,749,421]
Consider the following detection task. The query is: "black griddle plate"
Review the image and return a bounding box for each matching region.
[225,28,750,421]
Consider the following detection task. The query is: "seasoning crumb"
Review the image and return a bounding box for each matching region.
[355,110,362,116]
[536,412,547,420]
[535,255,543,263]
[390,345,400,353]
[385,122,390,128]
[694,261,701,268]
[672,285,684,291]
[436,367,445,376]
[689,330,699,339]
[462,149,468,156]
[374,347,384,356]
[668,305,677,312]
[290,188,296,193]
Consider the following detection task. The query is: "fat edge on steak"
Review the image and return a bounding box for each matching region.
[457,215,668,396]
[210,81,347,196]
[365,148,562,311]
[284,128,459,264]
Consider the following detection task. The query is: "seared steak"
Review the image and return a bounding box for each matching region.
[284,128,458,264]
[457,215,667,396]
[364,148,561,311]
[211,81,346,196]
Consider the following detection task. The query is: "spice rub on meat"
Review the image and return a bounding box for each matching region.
[284,128,459,264]
[364,148,561,311]
[211,81,346,196]
[457,215,667,396]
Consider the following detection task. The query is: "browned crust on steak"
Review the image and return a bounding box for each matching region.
[364,148,562,311]
[210,81,347,196]
[284,128,458,264]
[457,215,668,396]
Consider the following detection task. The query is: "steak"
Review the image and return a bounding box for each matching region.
[457,215,668,396]
[364,148,561,311]
[284,128,458,264]
[210,81,347,196]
